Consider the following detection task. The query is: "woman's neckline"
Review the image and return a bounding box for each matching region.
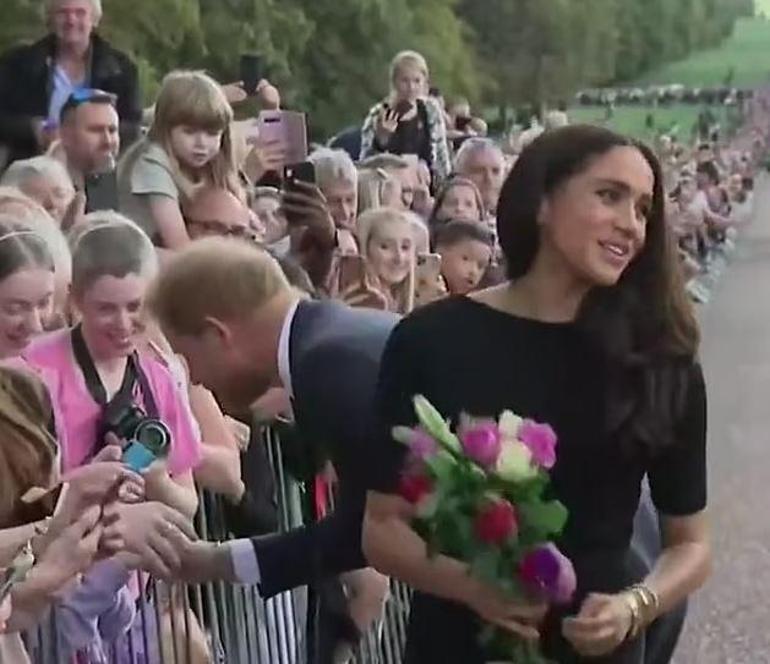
[459,295,577,329]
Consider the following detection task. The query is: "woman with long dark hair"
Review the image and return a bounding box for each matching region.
[363,125,710,663]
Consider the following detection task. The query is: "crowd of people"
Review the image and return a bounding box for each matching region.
[0,1,769,663]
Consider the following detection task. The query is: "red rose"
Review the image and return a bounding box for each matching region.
[398,473,433,504]
[474,499,518,545]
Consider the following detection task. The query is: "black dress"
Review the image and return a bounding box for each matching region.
[366,297,707,664]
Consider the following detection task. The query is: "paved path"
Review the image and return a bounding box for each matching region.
[674,175,770,664]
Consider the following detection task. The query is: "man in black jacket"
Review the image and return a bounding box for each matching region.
[0,0,141,164]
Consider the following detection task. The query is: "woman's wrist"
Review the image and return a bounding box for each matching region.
[618,583,660,640]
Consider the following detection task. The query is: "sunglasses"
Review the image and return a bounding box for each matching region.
[60,89,117,122]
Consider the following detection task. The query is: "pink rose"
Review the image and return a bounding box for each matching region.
[409,428,439,462]
[459,421,502,468]
[518,420,558,469]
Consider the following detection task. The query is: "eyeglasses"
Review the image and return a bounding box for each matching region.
[184,218,258,242]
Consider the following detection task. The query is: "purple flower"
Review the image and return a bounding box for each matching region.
[518,420,558,469]
[459,420,502,468]
[519,544,577,605]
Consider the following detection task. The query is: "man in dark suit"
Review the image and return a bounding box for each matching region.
[140,237,396,663]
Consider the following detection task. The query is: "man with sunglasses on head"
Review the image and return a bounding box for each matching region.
[0,0,140,165]
[58,89,120,214]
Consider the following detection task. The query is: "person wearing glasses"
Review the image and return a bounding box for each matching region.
[0,0,140,165]
[183,187,262,243]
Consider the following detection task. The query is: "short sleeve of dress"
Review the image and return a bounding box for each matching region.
[365,318,424,494]
[648,362,707,516]
[130,144,178,200]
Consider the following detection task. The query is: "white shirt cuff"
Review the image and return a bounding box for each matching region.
[228,539,261,586]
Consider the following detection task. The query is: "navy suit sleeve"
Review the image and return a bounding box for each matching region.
[251,486,366,598]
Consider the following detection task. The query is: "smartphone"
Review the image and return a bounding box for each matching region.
[455,116,472,131]
[282,162,316,227]
[240,53,264,96]
[284,161,316,188]
[394,100,414,118]
[257,110,308,165]
[338,255,368,292]
[84,170,119,213]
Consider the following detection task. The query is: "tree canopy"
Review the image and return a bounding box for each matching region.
[0,0,754,137]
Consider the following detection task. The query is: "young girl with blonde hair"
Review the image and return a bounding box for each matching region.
[119,70,244,250]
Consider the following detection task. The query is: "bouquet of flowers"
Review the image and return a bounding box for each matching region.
[394,396,577,663]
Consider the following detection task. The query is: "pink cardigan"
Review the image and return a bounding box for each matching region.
[22,329,201,476]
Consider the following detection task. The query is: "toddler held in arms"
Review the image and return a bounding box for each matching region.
[434,220,494,295]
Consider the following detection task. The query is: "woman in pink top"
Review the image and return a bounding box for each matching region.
[23,212,201,514]
[21,212,202,661]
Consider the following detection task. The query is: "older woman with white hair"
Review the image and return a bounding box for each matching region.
[0,156,76,225]
[360,50,451,186]
[0,0,141,163]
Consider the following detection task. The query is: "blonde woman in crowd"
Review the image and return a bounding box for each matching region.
[337,207,417,314]
[0,188,72,325]
[360,51,451,185]
[118,70,245,251]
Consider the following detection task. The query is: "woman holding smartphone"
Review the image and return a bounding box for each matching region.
[360,51,451,186]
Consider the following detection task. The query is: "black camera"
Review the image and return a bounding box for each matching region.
[104,404,171,460]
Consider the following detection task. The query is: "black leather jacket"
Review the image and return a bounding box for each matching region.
[0,33,141,162]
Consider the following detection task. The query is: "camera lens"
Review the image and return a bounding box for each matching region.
[134,420,171,456]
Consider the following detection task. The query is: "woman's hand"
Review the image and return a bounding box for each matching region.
[375,106,400,147]
[244,137,287,184]
[33,506,102,594]
[562,592,633,658]
[461,576,547,641]
[48,446,143,529]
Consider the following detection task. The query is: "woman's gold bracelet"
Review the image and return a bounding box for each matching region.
[621,584,661,641]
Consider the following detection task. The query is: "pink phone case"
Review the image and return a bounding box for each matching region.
[257,111,308,164]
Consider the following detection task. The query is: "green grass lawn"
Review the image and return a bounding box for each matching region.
[566,14,769,140]
[567,105,714,142]
[634,16,770,88]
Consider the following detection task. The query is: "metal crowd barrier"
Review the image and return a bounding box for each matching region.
[22,427,411,663]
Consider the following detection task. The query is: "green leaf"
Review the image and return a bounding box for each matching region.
[413,396,462,453]
[469,548,502,585]
[391,426,416,447]
[518,499,569,537]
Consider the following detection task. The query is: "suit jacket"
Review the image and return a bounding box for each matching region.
[0,34,141,162]
[250,300,398,598]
